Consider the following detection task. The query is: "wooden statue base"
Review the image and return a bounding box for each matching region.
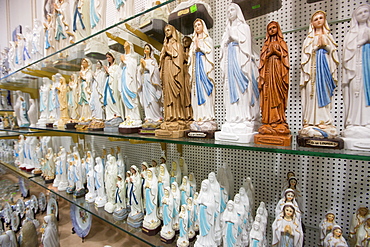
[45,178,54,184]
[142,225,161,236]
[161,235,176,244]
[118,127,141,134]
[297,136,344,149]
[185,130,215,139]
[155,129,186,138]
[254,134,292,146]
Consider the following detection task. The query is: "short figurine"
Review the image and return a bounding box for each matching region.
[349,206,369,241]
[194,180,216,247]
[186,197,196,240]
[78,58,93,121]
[177,204,190,247]
[127,165,144,228]
[188,18,216,133]
[41,214,60,247]
[320,212,337,246]
[299,10,339,140]
[90,61,106,120]
[222,200,239,247]
[157,163,170,219]
[156,24,189,137]
[171,181,181,231]
[342,4,370,150]
[250,222,264,247]
[275,189,302,221]
[142,168,161,233]
[323,225,348,247]
[113,174,128,220]
[19,220,38,247]
[57,147,68,191]
[56,76,69,126]
[27,99,37,127]
[356,216,370,247]
[104,155,118,213]
[255,21,291,146]
[15,91,30,128]
[160,186,175,243]
[137,43,163,131]
[216,3,260,143]
[272,202,304,247]
[94,157,107,207]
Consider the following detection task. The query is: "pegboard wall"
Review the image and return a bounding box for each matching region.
[86,0,370,246]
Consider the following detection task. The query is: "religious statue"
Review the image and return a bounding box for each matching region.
[320,212,337,246]
[222,200,239,247]
[349,206,369,241]
[113,174,128,220]
[255,21,291,146]
[156,24,188,137]
[275,189,302,221]
[118,41,142,129]
[177,204,190,247]
[142,168,161,233]
[171,181,181,231]
[28,99,37,127]
[249,222,264,247]
[43,14,55,57]
[157,163,170,219]
[90,61,106,120]
[272,202,304,247]
[299,10,339,140]
[94,157,107,207]
[137,44,163,131]
[57,147,68,191]
[104,155,118,213]
[355,217,370,247]
[56,76,69,126]
[189,18,216,133]
[323,225,348,247]
[127,165,144,228]
[342,4,370,150]
[160,186,175,243]
[14,91,30,128]
[31,19,44,64]
[41,215,60,247]
[215,3,260,143]
[72,0,91,42]
[78,58,93,121]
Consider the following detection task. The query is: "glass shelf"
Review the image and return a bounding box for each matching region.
[0,131,20,139]
[30,176,175,247]
[29,127,370,161]
[0,0,175,83]
[0,161,36,179]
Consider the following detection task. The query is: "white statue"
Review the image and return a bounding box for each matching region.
[189,18,216,131]
[28,98,37,127]
[85,154,96,203]
[57,147,68,191]
[342,4,370,149]
[177,204,189,247]
[239,187,252,246]
[280,176,303,209]
[170,160,182,185]
[114,174,126,212]
[272,202,304,247]
[143,168,161,230]
[104,155,118,213]
[94,157,107,207]
[78,58,93,121]
[217,167,230,214]
[179,176,191,206]
[194,179,216,247]
[49,74,61,125]
[208,172,222,245]
[68,73,80,120]
[300,10,339,138]
[188,172,197,198]
[234,193,246,246]
[275,189,302,222]
[356,217,370,247]
[249,222,264,247]
[119,41,141,128]
[171,181,181,231]
[43,14,55,57]
[186,197,196,240]
[216,3,260,143]
[72,0,91,42]
[324,225,348,247]
[31,19,44,63]
[320,212,337,246]
[66,160,75,193]
[43,147,56,181]
[54,0,72,54]
[157,163,170,219]
[90,61,106,120]
[222,200,239,247]
[349,205,369,240]
[53,155,62,188]
[41,215,60,247]
[128,165,143,216]
[137,43,163,123]
[15,91,30,127]
[178,157,188,177]
[160,186,175,241]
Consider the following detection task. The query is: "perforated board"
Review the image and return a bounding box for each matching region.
[89,0,370,246]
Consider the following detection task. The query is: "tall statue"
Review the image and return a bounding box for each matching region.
[137,44,163,128]
[44,14,55,57]
[188,18,216,133]
[90,61,106,120]
[299,10,339,140]
[255,21,291,146]
[342,4,370,150]
[56,76,69,126]
[118,41,142,128]
[72,0,91,42]
[54,0,73,55]
[127,165,144,228]
[215,3,260,143]
[78,58,93,121]
[142,168,161,233]
[156,24,188,137]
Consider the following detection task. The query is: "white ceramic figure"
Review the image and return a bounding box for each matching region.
[193,192,200,232]
[256,202,268,231]
[57,147,68,191]
[275,189,302,222]
[137,44,163,123]
[104,155,118,213]
[208,172,222,245]
[85,157,96,203]
[67,159,75,192]
[324,225,349,247]
[68,74,80,120]
[41,215,60,247]
[53,155,62,188]
[272,202,304,247]
[194,179,216,247]
[44,148,56,181]
[90,61,106,119]
[157,163,170,219]
[250,222,264,247]
[222,200,239,247]
[23,26,33,65]
[28,99,37,127]
[128,165,143,216]
[160,186,175,241]
[243,177,255,214]
[104,52,124,120]
[43,14,55,57]
[186,197,196,240]
[356,217,370,247]
[15,91,30,128]
[216,3,260,143]
[170,161,182,185]
[143,168,161,230]
[217,167,230,214]
[342,4,370,149]
[179,176,191,206]
[32,19,44,63]
[299,10,339,138]
[49,74,61,125]
[72,0,91,42]
[239,187,252,246]
[54,0,72,53]
[178,157,188,176]
[116,152,126,178]
[280,171,296,195]
[280,176,303,209]
[114,174,126,211]
[177,204,190,247]
[94,157,107,207]
[320,212,337,246]
[73,152,85,196]
[171,181,181,231]
[188,172,196,198]
[349,205,369,240]
[78,58,93,121]
[234,194,246,246]
[189,18,216,131]
[119,41,141,127]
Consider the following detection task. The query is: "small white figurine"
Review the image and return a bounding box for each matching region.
[90,61,106,120]
[157,163,170,219]
[350,205,369,241]
[127,165,144,228]
[94,157,107,207]
[15,91,30,128]
[186,197,196,240]
[27,99,37,127]
[41,214,60,247]
[104,155,118,213]
[160,186,175,242]
[170,161,182,185]
[275,189,302,221]
[78,58,93,121]
[171,181,181,231]
[37,78,51,127]
[85,157,96,203]
[222,200,239,247]
[249,222,264,247]
[234,193,246,246]
[324,225,348,247]
[272,202,304,247]
[177,204,189,247]
[356,216,370,247]
[188,172,197,198]
[179,176,191,206]
[57,147,68,191]
[320,212,337,246]
[143,168,161,231]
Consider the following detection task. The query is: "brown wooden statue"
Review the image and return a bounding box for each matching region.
[254,21,291,146]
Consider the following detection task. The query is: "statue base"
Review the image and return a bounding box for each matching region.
[65,122,77,129]
[73,188,86,198]
[94,196,107,208]
[52,179,60,187]
[342,138,370,151]
[177,239,190,247]
[85,192,96,203]
[215,131,256,143]
[155,129,186,138]
[32,169,42,176]
[44,178,54,184]
[254,134,291,146]
[160,233,176,244]
[66,186,75,194]
[155,121,190,138]
[127,212,144,228]
[36,119,48,127]
[139,19,167,42]
[139,128,156,135]
[113,208,128,221]
[215,121,258,143]
[296,136,344,149]
[185,130,215,138]
[118,127,141,134]
[104,202,116,214]
[57,181,68,192]
[142,221,161,236]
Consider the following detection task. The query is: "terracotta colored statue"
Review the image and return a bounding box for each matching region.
[256,21,290,145]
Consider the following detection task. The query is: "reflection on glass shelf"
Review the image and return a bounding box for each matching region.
[0,0,175,82]
[29,127,370,161]
[30,176,176,247]
[0,161,35,179]
[0,129,46,135]
[0,131,20,138]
